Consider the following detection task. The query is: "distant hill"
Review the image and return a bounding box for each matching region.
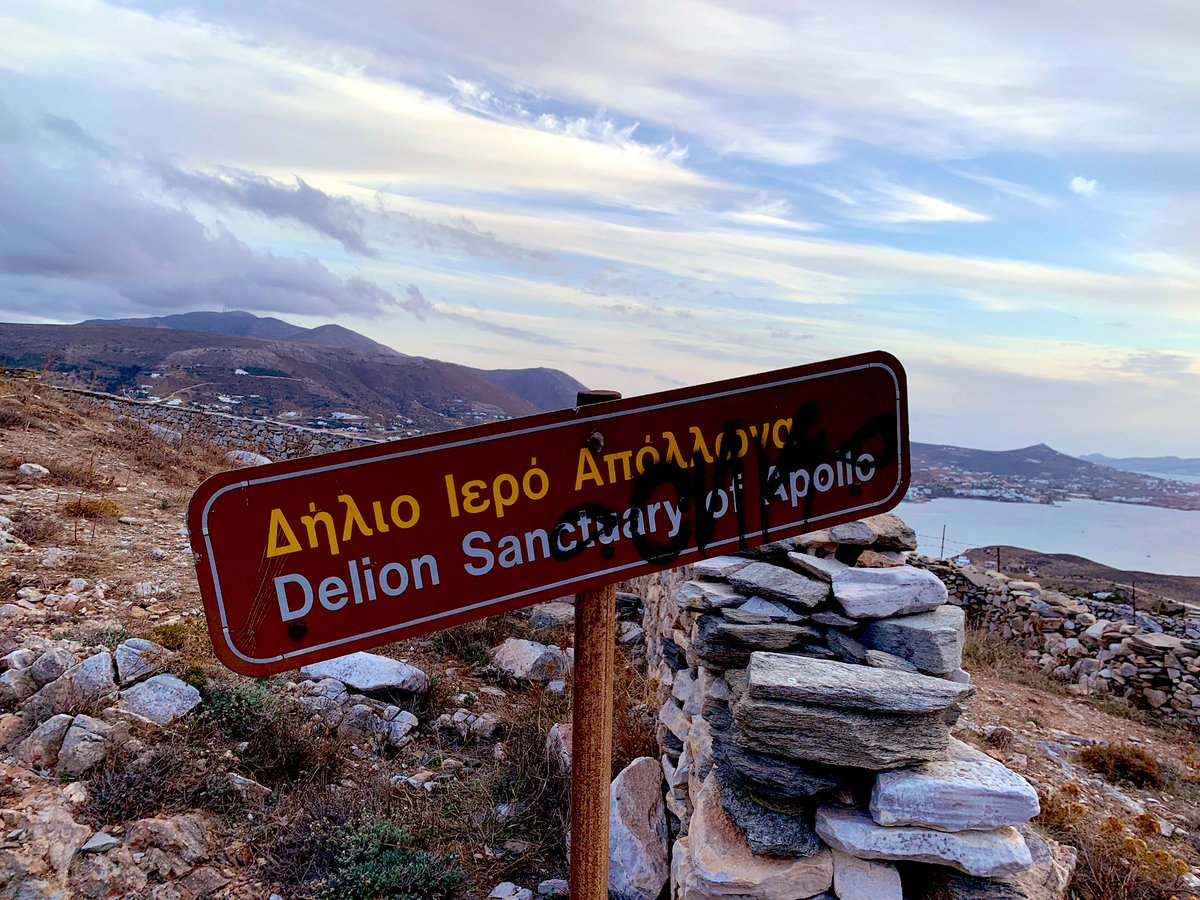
[0,320,587,430]
[82,310,405,358]
[1080,453,1200,477]
[469,366,588,413]
[912,441,1100,478]
[71,310,585,412]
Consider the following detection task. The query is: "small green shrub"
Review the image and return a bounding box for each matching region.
[1078,743,1164,788]
[316,820,463,900]
[204,679,274,738]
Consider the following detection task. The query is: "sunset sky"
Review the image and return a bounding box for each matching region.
[1,0,1198,455]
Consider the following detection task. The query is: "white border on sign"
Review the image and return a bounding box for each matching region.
[202,361,905,664]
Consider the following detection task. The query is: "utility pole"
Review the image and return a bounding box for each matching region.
[940,525,946,559]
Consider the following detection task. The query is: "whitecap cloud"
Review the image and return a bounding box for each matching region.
[1069,175,1099,197]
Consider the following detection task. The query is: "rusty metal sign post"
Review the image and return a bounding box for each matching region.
[187,351,910,899]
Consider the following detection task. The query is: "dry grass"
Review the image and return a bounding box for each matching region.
[94,418,225,485]
[427,613,532,666]
[1079,743,1166,789]
[49,458,114,491]
[1036,785,1192,900]
[7,509,65,544]
[64,496,122,519]
[964,627,1076,694]
[612,646,658,777]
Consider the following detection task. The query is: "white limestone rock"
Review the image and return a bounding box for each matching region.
[114,638,172,685]
[529,602,575,629]
[832,566,947,619]
[832,849,902,900]
[828,514,917,550]
[23,651,117,721]
[608,757,669,900]
[815,806,1032,877]
[117,674,201,726]
[870,737,1040,832]
[300,652,429,693]
[490,639,570,682]
[676,774,833,898]
[224,450,272,467]
[861,605,965,675]
[17,462,50,480]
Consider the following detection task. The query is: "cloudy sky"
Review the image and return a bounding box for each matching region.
[1,0,1198,456]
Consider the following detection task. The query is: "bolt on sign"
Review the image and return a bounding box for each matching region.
[188,351,910,676]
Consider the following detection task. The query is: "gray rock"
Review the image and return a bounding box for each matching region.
[815,806,1032,877]
[787,552,850,582]
[0,666,38,703]
[80,832,120,853]
[14,713,74,769]
[23,652,117,721]
[56,714,113,775]
[692,555,753,579]
[918,824,1077,899]
[826,629,869,664]
[832,566,947,618]
[745,652,974,714]
[609,757,669,900]
[2,648,37,669]
[674,580,745,611]
[827,514,917,550]
[117,674,201,725]
[861,605,965,675]
[490,639,569,682]
[489,882,533,900]
[729,562,828,608]
[737,596,805,622]
[537,880,568,896]
[811,609,859,628]
[675,774,833,899]
[870,738,1040,832]
[300,652,429,693]
[17,462,50,479]
[865,650,919,673]
[831,849,902,900]
[714,766,820,857]
[114,638,172,685]
[28,648,77,686]
[691,617,820,670]
[529,602,575,629]
[733,694,952,769]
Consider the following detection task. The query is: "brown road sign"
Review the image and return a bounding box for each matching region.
[187,351,909,676]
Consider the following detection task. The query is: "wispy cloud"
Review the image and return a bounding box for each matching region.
[1069,176,1099,197]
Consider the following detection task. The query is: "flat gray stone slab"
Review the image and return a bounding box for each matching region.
[861,605,965,675]
[816,807,1032,878]
[870,738,1040,832]
[675,580,744,611]
[832,566,947,619]
[692,555,753,579]
[746,652,974,714]
[729,562,828,608]
[733,695,951,769]
[832,849,902,900]
[301,652,429,693]
[787,553,849,583]
[737,596,805,622]
[827,514,916,550]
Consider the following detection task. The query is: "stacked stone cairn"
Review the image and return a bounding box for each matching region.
[645,513,1074,900]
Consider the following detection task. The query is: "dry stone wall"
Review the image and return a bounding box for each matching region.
[642,513,1076,900]
[56,388,379,459]
[920,558,1200,723]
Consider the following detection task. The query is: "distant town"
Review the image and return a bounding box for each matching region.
[909,441,1200,511]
